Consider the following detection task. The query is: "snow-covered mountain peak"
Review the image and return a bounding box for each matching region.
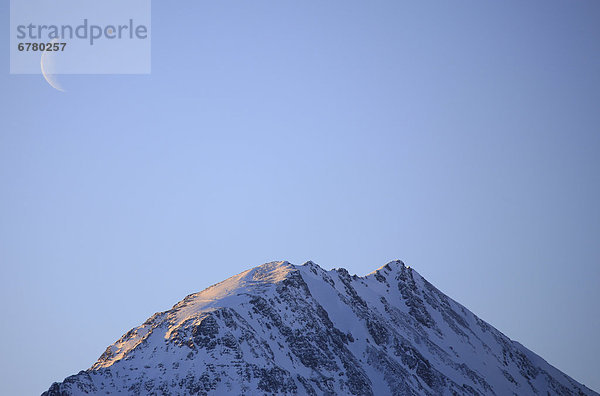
[171,260,295,309]
[195,260,294,295]
[366,259,407,276]
[44,260,598,396]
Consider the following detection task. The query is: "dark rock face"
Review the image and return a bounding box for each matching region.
[43,261,597,396]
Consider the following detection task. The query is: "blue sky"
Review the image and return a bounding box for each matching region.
[1,1,599,394]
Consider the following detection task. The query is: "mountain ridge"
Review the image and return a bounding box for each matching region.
[44,260,598,395]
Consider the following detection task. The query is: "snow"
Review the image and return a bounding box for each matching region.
[44,260,599,396]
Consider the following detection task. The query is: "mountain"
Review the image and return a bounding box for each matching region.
[43,260,597,395]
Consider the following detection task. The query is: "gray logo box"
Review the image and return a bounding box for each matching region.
[10,0,151,74]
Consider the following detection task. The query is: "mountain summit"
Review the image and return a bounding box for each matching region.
[44,260,597,395]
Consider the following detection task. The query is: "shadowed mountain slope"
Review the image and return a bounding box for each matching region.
[43,260,598,395]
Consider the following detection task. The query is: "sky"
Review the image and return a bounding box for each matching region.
[1,1,599,394]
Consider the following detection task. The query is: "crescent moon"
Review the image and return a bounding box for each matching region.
[41,40,65,92]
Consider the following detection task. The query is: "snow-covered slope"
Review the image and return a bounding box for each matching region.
[43,260,597,395]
